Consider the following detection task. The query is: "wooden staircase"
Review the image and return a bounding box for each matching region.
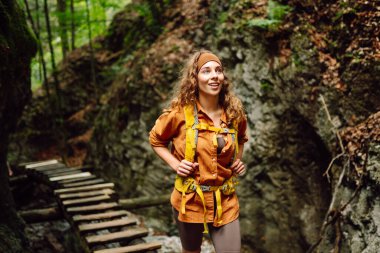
[21,159,162,253]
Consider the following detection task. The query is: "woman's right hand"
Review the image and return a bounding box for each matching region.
[175,160,199,177]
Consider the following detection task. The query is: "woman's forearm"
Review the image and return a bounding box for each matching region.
[237,144,244,159]
[152,146,180,172]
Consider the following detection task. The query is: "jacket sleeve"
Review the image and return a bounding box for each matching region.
[237,115,249,145]
[149,110,180,147]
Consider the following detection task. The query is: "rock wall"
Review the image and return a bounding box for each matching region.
[0,0,37,252]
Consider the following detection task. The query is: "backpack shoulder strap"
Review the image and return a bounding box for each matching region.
[184,104,197,162]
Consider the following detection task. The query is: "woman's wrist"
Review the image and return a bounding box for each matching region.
[172,161,181,173]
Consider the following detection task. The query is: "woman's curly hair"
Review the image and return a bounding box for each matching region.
[166,50,245,125]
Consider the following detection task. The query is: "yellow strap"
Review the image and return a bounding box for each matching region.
[195,123,236,134]
[234,133,239,157]
[215,188,223,224]
[184,105,196,162]
[232,120,239,160]
[180,180,192,214]
[212,133,217,147]
[185,128,196,162]
[195,185,209,234]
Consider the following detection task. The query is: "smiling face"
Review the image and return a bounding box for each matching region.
[197,61,224,99]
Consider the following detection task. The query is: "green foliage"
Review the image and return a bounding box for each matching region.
[247,19,280,29]
[247,0,292,31]
[218,11,229,23]
[260,80,273,92]
[133,3,154,25]
[18,0,127,91]
[267,0,291,21]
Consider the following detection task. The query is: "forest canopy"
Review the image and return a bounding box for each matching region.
[18,0,127,90]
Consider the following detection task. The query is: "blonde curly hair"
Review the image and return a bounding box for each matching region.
[166,50,245,125]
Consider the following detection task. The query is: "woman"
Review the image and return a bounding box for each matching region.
[149,50,248,253]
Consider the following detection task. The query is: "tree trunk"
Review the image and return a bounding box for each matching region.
[57,0,69,58]
[119,194,170,209]
[0,0,37,251]
[70,0,75,50]
[43,0,62,111]
[85,0,98,97]
[19,207,62,223]
[24,0,50,98]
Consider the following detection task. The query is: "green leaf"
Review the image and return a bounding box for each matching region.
[247,18,280,29]
[268,0,292,21]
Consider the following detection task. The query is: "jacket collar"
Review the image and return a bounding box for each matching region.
[195,100,228,125]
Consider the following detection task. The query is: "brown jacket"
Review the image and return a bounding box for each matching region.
[149,101,248,226]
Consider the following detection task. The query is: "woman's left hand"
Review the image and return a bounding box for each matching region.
[231,159,246,176]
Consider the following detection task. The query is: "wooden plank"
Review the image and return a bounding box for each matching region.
[47,170,83,178]
[72,210,129,222]
[35,163,69,173]
[54,183,114,194]
[24,159,59,168]
[59,189,115,199]
[43,167,81,175]
[59,174,97,184]
[78,217,137,232]
[62,178,105,188]
[92,242,162,253]
[86,228,148,245]
[43,165,91,174]
[66,202,118,213]
[62,195,111,206]
[19,207,61,223]
[32,163,66,171]
[50,172,92,182]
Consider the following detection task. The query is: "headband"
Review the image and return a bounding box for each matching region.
[197,52,222,71]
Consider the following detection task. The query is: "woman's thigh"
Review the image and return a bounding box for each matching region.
[209,219,241,253]
[172,208,204,251]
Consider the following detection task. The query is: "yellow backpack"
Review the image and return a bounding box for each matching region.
[174,103,239,233]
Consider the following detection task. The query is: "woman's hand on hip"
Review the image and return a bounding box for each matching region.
[176,160,199,177]
[231,159,246,176]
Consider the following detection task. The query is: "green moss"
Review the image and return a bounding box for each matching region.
[218,11,229,23]
[247,0,292,31]
[260,80,273,92]
[291,52,302,67]
[267,0,291,21]
[0,0,37,66]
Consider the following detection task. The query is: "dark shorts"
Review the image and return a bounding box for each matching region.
[172,208,241,252]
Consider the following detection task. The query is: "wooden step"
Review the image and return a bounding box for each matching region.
[62,195,111,206]
[86,228,149,245]
[62,178,105,188]
[93,241,162,253]
[24,160,60,168]
[33,163,66,171]
[78,217,137,232]
[66,202,119,214]
[50,172,92,182]
[59,174,97,184]
[47,170,83,178]
[59,189,115,199]
[55,183,114,194]
[72,210,129,222]
[43,167,82,176]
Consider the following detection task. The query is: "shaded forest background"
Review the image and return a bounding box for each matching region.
[0,0,379,252]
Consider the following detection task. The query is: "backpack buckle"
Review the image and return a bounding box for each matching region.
[200,185,211,191]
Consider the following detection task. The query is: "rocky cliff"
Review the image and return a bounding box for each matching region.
[10,0,379,252]
[0,0,37,251]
